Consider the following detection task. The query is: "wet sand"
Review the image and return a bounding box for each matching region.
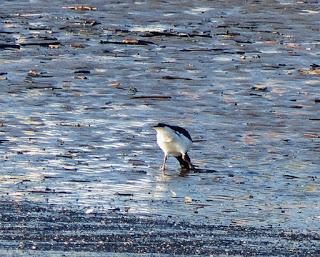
[1,200,319,256]
[0,0,319,255]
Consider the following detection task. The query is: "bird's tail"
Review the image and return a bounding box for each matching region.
[175,153,193,170]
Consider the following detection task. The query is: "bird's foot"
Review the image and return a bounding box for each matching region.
[160,164,167,172]
[188,163,195,170]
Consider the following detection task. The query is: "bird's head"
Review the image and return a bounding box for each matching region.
[153,123,166,128]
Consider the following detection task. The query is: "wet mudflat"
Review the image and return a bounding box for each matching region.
[0,200,319,256]
[0,0,319,256]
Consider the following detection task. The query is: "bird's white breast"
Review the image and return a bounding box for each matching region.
[155,127,192,156]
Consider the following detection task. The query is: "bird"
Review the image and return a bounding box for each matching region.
[153,123,194,171]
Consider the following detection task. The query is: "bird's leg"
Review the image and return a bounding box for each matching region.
[175,155,189,169]
[161,154,168,171]
[182,153,194,170]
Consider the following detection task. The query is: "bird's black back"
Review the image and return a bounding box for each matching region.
[156,123,192,141]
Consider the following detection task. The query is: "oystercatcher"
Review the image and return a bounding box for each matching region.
[153,123,194,171]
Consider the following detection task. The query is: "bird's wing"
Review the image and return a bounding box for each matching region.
[168,125,192,142]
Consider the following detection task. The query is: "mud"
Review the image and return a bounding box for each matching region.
[0,0,319,256]
[1,201,319,256]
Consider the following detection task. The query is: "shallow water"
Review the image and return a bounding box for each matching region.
[0,0,319,239]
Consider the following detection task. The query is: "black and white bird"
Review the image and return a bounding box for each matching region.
[153,123,194,171]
